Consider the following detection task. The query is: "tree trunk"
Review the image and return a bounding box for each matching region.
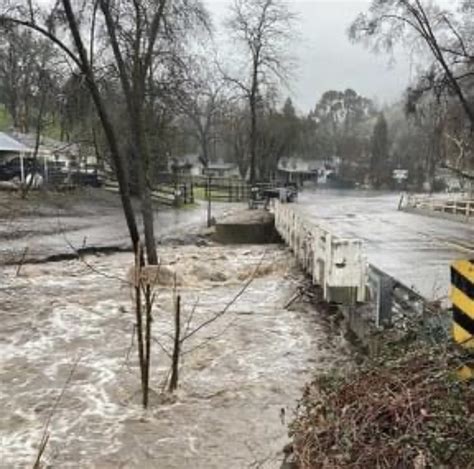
[99,0,158,264]
[200,133,210,168]
[144,283,153,407]
[249,58,259,184]
[169,294,181,393]
[134,255,146,404]
[132,104,158,265]
[22,74,47,199]
[61,0,141,252]
[249,92,257,184]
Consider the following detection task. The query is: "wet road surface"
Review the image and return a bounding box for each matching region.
[298,189,474,302]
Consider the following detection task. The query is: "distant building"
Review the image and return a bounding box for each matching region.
[203,161,240,178]
[169,153,203,176]
[0,131,100,185]
[0,132,30,158]
[10,132,97,171]
[276,157,340,186]
[0,132,33,183]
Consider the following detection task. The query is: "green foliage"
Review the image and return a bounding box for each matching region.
[0,105,12,131]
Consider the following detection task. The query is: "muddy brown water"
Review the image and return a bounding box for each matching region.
[0,245,347,468]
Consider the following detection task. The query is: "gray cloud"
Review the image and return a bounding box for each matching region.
[206,0,415,113]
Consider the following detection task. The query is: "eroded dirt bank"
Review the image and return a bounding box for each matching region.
[0,189,239,264]
[1,245,347,468]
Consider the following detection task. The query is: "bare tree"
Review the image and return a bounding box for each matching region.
[221,101,250,178]
[172,57,226,168]
[225,0,296,183]
[349,0,474,128]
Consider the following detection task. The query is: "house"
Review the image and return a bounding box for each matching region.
[0,132,100,186]
[0,132,34,183]
[10,132,97,171]
[203,161,240,178]
[276,157,319,186]
[169,153,203,176]
[0,132,31,159]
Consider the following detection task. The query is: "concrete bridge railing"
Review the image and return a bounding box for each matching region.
[274,201,367,304]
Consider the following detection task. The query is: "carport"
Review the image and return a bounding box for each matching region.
[0,132,32,183]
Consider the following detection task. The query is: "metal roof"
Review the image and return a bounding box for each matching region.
[0,132,30,152]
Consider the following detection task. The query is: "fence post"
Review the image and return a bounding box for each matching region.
[207,176,212,227]
[182,183,187,204]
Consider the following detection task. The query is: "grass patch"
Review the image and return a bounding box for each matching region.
[193,185,235,201]
[0,105,12,131]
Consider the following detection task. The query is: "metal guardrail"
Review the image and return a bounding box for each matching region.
[367,264,430,329]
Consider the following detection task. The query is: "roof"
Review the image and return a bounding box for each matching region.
[0,132,30,152]
[207,162,237,170]
[10,132,80,155]
[278,167,318,174]
[171,153,202,166]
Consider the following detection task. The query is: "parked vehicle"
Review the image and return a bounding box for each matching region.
[0,156,41,181]
[248,182,298,209]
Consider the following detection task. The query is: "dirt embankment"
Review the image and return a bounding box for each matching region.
[0,188,241,264]
[0,187,124,220]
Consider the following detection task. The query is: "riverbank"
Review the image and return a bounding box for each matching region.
[287,336,473,468]
[0,188,240,264]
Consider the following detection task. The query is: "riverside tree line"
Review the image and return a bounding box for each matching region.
[0,1,472,194]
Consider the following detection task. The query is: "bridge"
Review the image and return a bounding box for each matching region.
[293,190,473,303]
[272,189,474,352]
[273,190,474,336]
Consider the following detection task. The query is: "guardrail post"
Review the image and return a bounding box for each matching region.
[368,267,394,328]
[377,276,394,327]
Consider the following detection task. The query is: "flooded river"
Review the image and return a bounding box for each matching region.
[0,245,346,468]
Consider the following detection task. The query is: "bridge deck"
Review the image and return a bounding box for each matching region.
[297,189,474,303]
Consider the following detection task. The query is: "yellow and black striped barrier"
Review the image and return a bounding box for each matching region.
[450,259,474,379]
[450,260,474,348]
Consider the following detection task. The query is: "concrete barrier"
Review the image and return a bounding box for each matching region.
[274,201,367,304]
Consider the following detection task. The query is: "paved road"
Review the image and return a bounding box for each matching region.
[298,189,474,302]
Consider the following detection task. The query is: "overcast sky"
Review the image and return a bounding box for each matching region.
[206,0,416,113]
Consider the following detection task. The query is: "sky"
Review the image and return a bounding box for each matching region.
[205,0,417,113]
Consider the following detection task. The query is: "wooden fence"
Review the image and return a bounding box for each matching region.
[156,173,251,203]
[105,173,283,206]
